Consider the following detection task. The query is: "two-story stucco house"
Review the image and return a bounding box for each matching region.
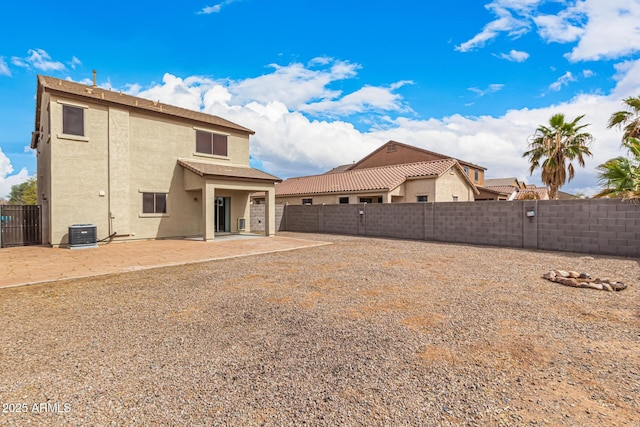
[31,75,280,247]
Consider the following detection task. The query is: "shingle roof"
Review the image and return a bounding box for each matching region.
[324,164,354,174]
[351,140,487,171]
[178,159,281,183]
[484,177,520,187]
[276,159,477,196]
[36,75,254,135]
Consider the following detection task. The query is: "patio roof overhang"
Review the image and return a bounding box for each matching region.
[178,159,282,185]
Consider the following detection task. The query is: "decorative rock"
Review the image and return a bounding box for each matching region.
[611,282,627,291]
[558,277,579,287]
[541,269,626,292]
[580,283,603,290]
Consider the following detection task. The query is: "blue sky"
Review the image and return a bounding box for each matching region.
[2,0,640,198]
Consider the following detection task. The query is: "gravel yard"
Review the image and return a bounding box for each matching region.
[1,232,639,426]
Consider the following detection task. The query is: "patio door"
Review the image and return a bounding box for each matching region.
[215,196,231,233]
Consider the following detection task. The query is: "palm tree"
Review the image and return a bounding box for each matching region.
[595,96,640,201]
[523,113,594,200]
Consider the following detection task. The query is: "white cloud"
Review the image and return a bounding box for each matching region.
[69,56,82,69]
[119,57,640,195]
[226,60,360,109]
[534,6,585,43]
[548,71,577,91]
[455,1,536,51]
[468,83,505,97]
[458,0,640,62]
[299,81,413,117]
[582,69,595,78]
[0,57,10,76]
[495,49,530,62]
[11,49,65,72]
[0,147,31,199]
[197,0,240,14]
[566,0,640,61]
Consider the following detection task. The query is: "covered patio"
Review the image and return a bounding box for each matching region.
[179,159,281,240]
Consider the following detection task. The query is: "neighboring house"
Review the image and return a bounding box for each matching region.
[476,177,525,201]
[514,186,550,200]
[331,140,486,187]
[557,191,580,200]
[275,159,479,204]
[32,75,280,247]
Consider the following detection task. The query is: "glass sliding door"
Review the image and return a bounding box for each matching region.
[214,196,231,233]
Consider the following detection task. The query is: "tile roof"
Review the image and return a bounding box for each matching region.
[36,75,254,135]
[178,159,281,183]
[276,159,474,196]
[514,187,549,200]
[484,185,519,195]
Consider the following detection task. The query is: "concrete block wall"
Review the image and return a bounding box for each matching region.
[282,205,320,233]
[432,202,523,247]
[322,204,360,235]
[249,204,285,233]
[261,199,640,258]
[364,203,426,240]
[537,199,640,257]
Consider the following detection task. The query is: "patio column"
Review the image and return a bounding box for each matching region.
[203,182,215,241]
[265,188,276,236]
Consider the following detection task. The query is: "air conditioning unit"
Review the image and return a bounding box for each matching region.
[237,217,247,231]
[68,224,98,249]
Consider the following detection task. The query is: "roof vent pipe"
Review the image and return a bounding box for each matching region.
[92,70,97,87]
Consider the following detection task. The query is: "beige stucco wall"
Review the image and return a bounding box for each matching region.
[433,167,475,202]
[40,92,261,246]
[35,93,52,244]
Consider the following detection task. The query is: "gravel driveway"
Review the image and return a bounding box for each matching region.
[1,232,638,426]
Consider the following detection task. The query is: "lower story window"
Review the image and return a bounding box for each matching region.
[417,195,429,202]
[142,192,167,214]
[452,195,459,202]
[359,197,383,203]
[339,197,349,204]
[302,198,313,205]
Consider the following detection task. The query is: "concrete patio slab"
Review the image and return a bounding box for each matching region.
[0,235,330,289]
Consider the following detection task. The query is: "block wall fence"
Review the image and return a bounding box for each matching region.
[250,199,640,257]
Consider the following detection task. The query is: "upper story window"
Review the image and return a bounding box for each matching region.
[463,166,469,175]
[474,170,479,181]
[196,130,227,156]
[63,105,84,136]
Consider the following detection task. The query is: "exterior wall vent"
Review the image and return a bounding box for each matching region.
[68,224,98,249]
[237,217,247,231]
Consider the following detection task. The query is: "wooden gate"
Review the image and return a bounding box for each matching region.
[0,205,42,248]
